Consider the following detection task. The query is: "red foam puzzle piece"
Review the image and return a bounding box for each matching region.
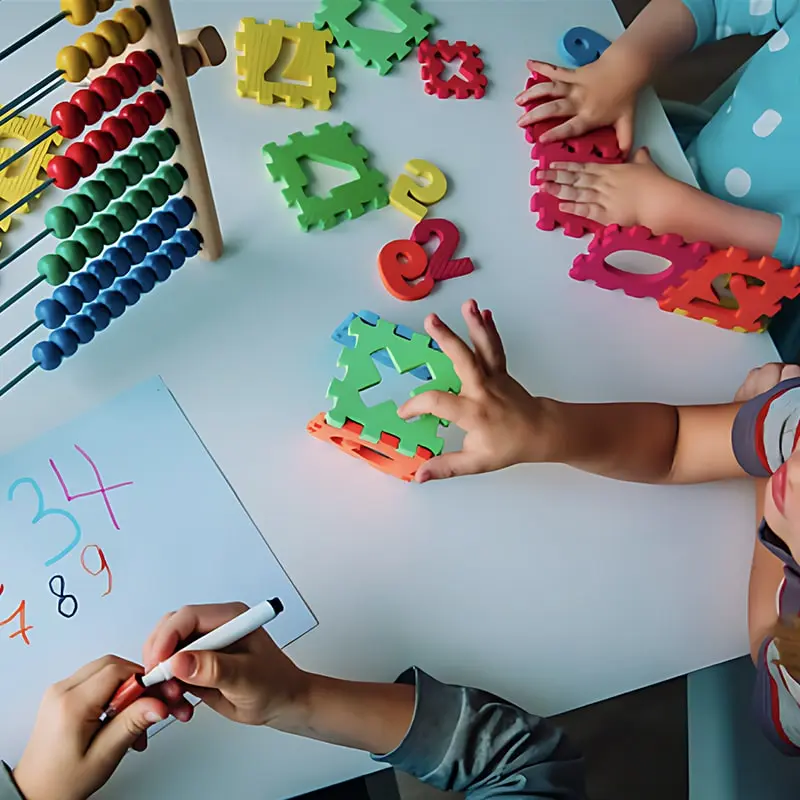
[530,191,604,238]
[418,38,487,100]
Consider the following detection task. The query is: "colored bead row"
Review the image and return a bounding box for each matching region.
[61,0,113,27]
[33,229,202,372]
[39,160,187,286]
[34,197,196,330]
[47,91,169,190]
[56,8,149,82]
[44,128,178,239]
[50,51,158,140]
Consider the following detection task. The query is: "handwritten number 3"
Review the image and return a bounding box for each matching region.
[8,478,82,567]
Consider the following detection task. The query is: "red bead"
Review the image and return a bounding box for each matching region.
[70,89,104,125]
[101,117,134,151]
[84,130,116,163]
[47,155,81,190]
[105,64,139,98]
[89,76,123,112]
[65,142,99,178]
[51,101,86,139]
[136,91,167,125]
[126,50,157,86]
[119,104,150,137]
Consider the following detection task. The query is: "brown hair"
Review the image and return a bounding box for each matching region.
[773,618,800,681]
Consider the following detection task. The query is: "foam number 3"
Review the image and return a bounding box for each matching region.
[389,159,447,222]
[410,218,474,281]
[378,239,433,301]
[8,478,82,567]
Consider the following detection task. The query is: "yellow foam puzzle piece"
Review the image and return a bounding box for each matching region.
[235,18,336,111]
[389,159,448,221]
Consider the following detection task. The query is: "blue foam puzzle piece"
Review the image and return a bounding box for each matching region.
[330,310,442,380]
[559,26,611,67]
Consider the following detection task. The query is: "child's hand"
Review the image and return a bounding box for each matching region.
[397,301,554,482]
[515,58,637,153]
[735,363,800,403]
[142,602,310,728]
[13,656,169,800]
[535,148,684,231]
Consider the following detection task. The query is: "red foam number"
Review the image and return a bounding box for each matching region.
[50,445,133,531]
[378,239,434,301]
[410,218,474,281]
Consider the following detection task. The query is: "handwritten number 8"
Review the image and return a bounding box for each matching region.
[49,575,78,619]
[8,478,82,566]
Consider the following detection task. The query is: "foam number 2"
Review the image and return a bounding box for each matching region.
[411,218,474,281]
[389,159,448,222]
[49,575,78,619]
[378,239,433,301]
[8,478,82,567]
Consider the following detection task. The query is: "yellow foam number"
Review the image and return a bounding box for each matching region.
[389,159,448,222]
[236,18,337,111]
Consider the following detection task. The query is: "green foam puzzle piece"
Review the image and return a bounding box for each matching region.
[325,317,461,456]
[315,0,435,75]
[262,121,388,232]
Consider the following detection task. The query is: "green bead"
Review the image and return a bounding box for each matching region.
[126,189,153,220]
[115,155,145,187]
[147,129,177,160]
[92,213,123,245]
[81,180,113,212]
[141,177,169,207]
[98,167,128,199]
[56,240,89,273]
[155,164,185,194]
[44,206,77,239]
[73,226,105,258]
[107,201,137,232]
[129,142,160,174]
[37,254,70,286]
[63,193,94,226]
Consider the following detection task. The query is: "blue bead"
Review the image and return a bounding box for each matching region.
[50,327,80,357]
[35,298,67,330]
[116,277,141,306]
[160,242,186,270]
[65,315,96,344]
[53,285,84,314]
[130,266,157,293]
[84,302,111,331]
[151,211,178,239]
[120,235,148,265]
[133,223,163,251]
[165,197,194,227]
[98,290,126,318]
[105,246,134,276]
[87,259,116,289]
[32,340,63,371]
[143,253,171,282]
[70,272,101,302]
[173,229,201,257]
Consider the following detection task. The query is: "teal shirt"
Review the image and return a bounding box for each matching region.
[682,0,800,265]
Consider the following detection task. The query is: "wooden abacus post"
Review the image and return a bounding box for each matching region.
[134,0,224,260]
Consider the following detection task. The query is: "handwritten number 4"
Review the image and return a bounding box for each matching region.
[8,478,81,567]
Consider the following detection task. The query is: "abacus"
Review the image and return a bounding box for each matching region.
[0,0,226,397]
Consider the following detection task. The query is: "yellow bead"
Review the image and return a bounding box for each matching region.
[97,0,114,10]
[114,8,148,44]
[61,0,97,27]
[95,20,129,56]
[56,45,91,82]
[75,32,110,68]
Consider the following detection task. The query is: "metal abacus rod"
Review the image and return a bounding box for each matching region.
[0,70,64,121]
[0,12,69,64]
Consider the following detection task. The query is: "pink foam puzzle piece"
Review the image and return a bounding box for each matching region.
[531,190,604,238]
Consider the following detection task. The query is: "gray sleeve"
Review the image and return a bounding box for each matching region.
[0,765,24,800]
[373,668,585,799]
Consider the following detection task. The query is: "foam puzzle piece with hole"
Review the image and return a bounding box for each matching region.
[236,18,337,110]
[659,247,800,333]
[314,0,435,75]
[263,122,388,231]
[530,192,604,238]
[531,126,623,172]
[307,411,433,482]
[326,316,461,456]
[559,26,611,67]
[418,39,487,99]
[570,224,713,299]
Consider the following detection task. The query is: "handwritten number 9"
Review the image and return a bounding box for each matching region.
[81,545,113,596]
[8,478,82,566]
[378,240,434,302]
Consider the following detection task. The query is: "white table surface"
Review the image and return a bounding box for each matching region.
[0,1,780,797]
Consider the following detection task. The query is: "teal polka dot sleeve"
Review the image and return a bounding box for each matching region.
[681,0,800,47]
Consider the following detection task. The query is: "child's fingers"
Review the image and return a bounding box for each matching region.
[526,60,575,84]
[515,80,567,106]
[90,696,166,769]
[537,118,587,143]
[542,183,601,205]
[536,166,598,187]
[416,451,488,483]
[398,390,464,426]
[481,309,506,372]
[557,200,606,222]
[615,112,635,156]
[424,314,482,386]
[517,98,574,128]
[463,301,504,373]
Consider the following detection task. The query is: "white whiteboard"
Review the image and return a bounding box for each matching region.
[0,378,316,765]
